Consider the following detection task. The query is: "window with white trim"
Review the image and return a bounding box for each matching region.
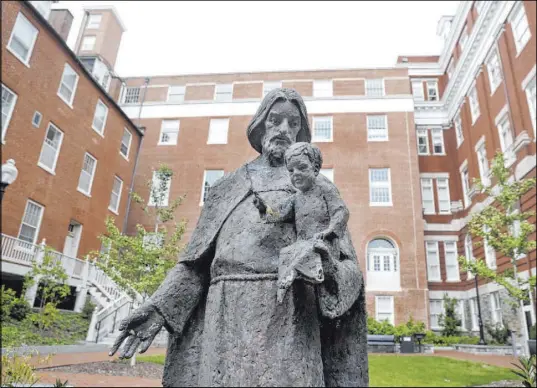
[420,178,435,214]
[158,120,180,145]
[312,116,333,142]
[429,299,444,328]
[459,25,469,52]
[208,118,229,144]
[437,178,451,214]
[77,153,97,196]
[263,81,282,97]
[469,297,479,330]
[497,113,514,152]
[369,168,392,206]
[148,171,171,207]
[123,87,141,104]
[456,300,466,329]
[366,238,400,291]
[525,75,536,136]
[411,80,424,101]
[81,36,96,51]
[108,176,123,214]
[509,206,526,260]
[490,291,503,325]
[465,234,475,280]
[120,128,132,159]
[365,79,384,97]
[431,129,445,155]
[375,296,394,325]
[215,84,233,102]
[87,14,102,29]
[510,2,531,54]
[201,170,224,204]
[32,111,42,128]
[468,85,480,124]
[417,129,429,155]
[367,115,388,141]
[447,59,455,80]
[427,81,439,101]
[92,100,108,135]
[486,50,502,94]
[476,142,490,186]
[38,123,63,173]
[18,200,44,244]
[454,112,464,147]
[320,168,334,183]
[313,80,332,97]
[426,241,441,281]
[167,85,185,103]
[1,84,17,142]
[444,241,460,281]
[461,164,471,208]
[483,225,497,269]
[7,13,39,65]
[57,64,79,106]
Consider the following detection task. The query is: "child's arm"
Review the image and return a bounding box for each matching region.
[317,181,350,241]
[253,192,295,223]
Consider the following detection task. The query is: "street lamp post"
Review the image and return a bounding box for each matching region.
[474,274,487,345]
[1,159,19,202]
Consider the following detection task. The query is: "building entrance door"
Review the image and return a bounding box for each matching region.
[63,221,82,258]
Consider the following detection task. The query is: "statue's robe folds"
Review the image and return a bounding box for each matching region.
[148,160,369,387]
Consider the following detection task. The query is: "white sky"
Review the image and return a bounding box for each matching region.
[56,1,461,77]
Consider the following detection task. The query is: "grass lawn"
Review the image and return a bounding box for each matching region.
[137,354,519,387]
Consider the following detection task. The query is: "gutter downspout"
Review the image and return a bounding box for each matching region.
[121,77,150,234]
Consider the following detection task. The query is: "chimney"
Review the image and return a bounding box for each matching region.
[48,8,74,42]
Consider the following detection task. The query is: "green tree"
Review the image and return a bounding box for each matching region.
[439,295,461,337]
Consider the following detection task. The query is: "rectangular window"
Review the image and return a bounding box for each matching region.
[420,178,435,214]
[208,118,230,144]
[214,84,233,102]
[444,241,460,281]
[426,81,439,101]
[263,81,282,97]
[367,115,388,141]
[482,225,497,269]
[120,128,132,159]
[369,168,392,206]
[320,168,334,183]
[365,79,384,97]
[411,80,424,101]
[490,292,503,325]
[376,296,394,325]
[454,112,464,147]
[460,163,471,208]
[148,171,171,207]
[459,25,469,52]
[1,84,17,142]
[158,120,180,145]
[87,14,102,29]
[431,129,445,155]
[469,85,480,124]
[447,59,455,80]
[32,111,42,128]
[469,298,479,330]
[7,13,39,65]
[417,129,429,155]
[476,142,490,186]
[511,2,531,54]
[57,63,79,106]
[497,113,514,152]
[77,153,97,196]
[313,80,333,97]
[18,200,44,244]
[426,241,441,281]
[81,36,96,51]
[168,85,185,103]
[436,178,451,214]
[465,234,475,279]
[201,170,224,204]
[38,123,63,173]
[108,176,123,214]
[123,87,141,104]
[429,300,444,328]
[525,75,536,136]
[92,100,108,135]
[312,116,333,142]
[486,50,502,94]
[456,300,466,329]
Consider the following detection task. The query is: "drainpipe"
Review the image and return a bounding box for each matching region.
[121,77,150,234]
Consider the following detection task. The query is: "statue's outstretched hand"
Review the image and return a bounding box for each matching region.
[109,303,165,359]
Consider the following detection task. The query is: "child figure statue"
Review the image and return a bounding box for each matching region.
[254,142,350,303]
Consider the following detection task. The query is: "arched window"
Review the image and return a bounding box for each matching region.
[366,237,400,291]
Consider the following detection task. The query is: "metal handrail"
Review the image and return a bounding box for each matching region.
[95,299,134,343]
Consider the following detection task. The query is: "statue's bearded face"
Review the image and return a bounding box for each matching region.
[262,100,301,166]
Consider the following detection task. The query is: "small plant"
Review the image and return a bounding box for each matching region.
[510,355,536,388]
[1,348,51,387]
[9,297,31,321]
[29,303,60,330]
[439,295,461,337]
[485,321,510,345]
[81,298,96,320]
[54,378,70,387]
[1,286,17,321]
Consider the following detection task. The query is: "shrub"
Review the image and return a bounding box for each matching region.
[29,303,60,330]
[9,297,31,321]
[485,322,510,345]
[1,349,51,387]
[367,316,426,342]
[510,355,536,388]
[439,295,461,337]
[81,299,96,320]
[423,331,481,346]
[1,286,17,322]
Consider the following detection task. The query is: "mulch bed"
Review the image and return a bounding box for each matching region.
[39,360,164,380]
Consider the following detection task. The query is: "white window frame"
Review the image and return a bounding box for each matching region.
[1,84,18,143]
[123,87,141,104]
[459,25,469,52]
[87,14,102,29]
[167,85,185,103]
[263,81,282,97]
[91,99,108,136]
[7,12,39,67]
[411,80,424,101]
[81,36,96,51]
[522,68,536,137]
[469,298,479,330]
[510,2,531,55]
[444,241,460,281]
[460,161,471,209]
[490,291,503,325]
[200,170,225,205]
[77,152,97,197]
[313,80,333,98]
[214,84,233,102]
[312,116,333,142]
[207,118,230,145]
[417,129,429,155]
[430,299,444,329]
[436,177,451,214]
[365,79,385,97]
[426,241,441,282]
[320,168,334,183]
[495,108,514,154]
[431,129,445,155]
[369,168,393,207]
[447,59,455,80]
[148,170,171,207]
[454,112,464,148]
[120,128,132,160]
[465,233,475,280]
[468,84,480,124]
[108,175,123,214]
[37,122,64,174]
[367,115,388,142]
[57,63,79,108]
[17,199,44,244]
[420,178,435,214]
[486,48,503,95]
[375,295,394,325]
[475,138,490,186]
[32,111,42,128]
[483,225,497,269]
[158,120,180,146]
[426,81,439,101]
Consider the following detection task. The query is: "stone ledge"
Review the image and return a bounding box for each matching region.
[454,344,523,356]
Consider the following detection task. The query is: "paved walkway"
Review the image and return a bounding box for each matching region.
[433,350,519,369]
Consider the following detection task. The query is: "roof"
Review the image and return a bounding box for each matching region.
[82,5,127,32]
